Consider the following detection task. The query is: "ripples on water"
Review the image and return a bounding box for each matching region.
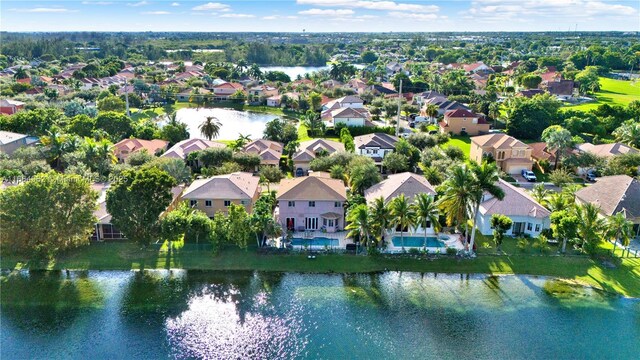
[1,270,638,359]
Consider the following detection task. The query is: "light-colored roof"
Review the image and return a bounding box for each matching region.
[354,133,399,150]
[162,138,225,159]
[277,174,347,201]
[471,133,530,150]
[576,142,638,158]
[182,172,259,200]
[331,107,370,119]
[243,139,283,164]
[113,138,168,155]
[0,99,26,107]
[575,175,640,219]
[364,172,436,204]
[0,131,28,145]
[479,179,550,218]
[293,139,344,162]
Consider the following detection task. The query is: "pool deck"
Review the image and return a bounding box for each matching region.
[274,230,349,250]
[385,232,464,253]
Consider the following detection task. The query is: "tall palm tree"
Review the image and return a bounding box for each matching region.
[369,197,391,247]
[199,116,221,140]
[575,203,605,253]
[468,162,505,255]
[40,130,68,170]
[412,193,441,251]
[530,184,549,206]
[488,102,501,128]
[235,59,248,74]
[546,192,569,212]
[437,164,474,248]
[346,204,373,250]
[604,213,633,253]
[389,194,415,250]
[13,67,28,80]
[248,63,263,80]
[542,126,573,170]
[424,104,439,124]
[613,121,640,148]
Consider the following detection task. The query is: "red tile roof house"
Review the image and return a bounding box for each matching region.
[113,138,169,163]
[276,172,347,234]
[0,99,25,115]
[212,82,245,99]
[439,109,490,136]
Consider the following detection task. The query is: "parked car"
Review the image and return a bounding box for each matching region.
[521,170,537,182]
[586,169,598,182]
[295,168,305,177]
[409,122,415,128]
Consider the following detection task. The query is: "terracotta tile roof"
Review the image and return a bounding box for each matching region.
[162,138,225,159]
[471,133,530,150]
[113,138,168,155]
[576,175,640,219]
[445,108,477,118]
[576,142,638,158]
[277,174,347,201]
[479,179,550,218]
[528,142,556,162]
[364,172,436,204]
[182,172,259,200]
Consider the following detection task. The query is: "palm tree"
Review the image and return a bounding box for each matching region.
[530,184,549,206]
[542,126,573,170]
[468,162,505,255]
[231,133,251,151]
[248,63,263,80]
[613,121,640,148]
[488,102,501,128]
[346,204,373,251]
[604,213,633,253]
[389,194,415,250]
[575,203,605,253]
[437,164,474,248]
[424,104,439,124]
[235,59,248,74]
[199,116,221,140]
[13,67,28,80]
[40,130,68,170]
[412,193,441,251]
[369,197,391,247]
[546,192,569,212]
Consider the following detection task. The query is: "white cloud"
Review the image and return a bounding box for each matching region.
[388,11,438,20]
[296,0,438,13]
[127,1,149,7]
[171,2,180,6]
[192,2,230,11]
[81,1,113,5]
[465,0,638,21]
[219,13,256,18]
[10,7,78,13]
[298,8,355,15]
[141,11,171,15]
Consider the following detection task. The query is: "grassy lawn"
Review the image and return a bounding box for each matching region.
[298,123,312,141]
[2,240,638,297]
[563,77,639,112]
[442,135,471,158]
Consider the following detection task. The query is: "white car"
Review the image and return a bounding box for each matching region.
[521,170,537,182]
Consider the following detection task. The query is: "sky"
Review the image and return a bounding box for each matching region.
[1,0,639,32]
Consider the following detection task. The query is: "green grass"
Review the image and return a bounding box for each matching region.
[442,135,471,158]
[298,123,312,141]
[563,77,639,112]
[2,240,638,297]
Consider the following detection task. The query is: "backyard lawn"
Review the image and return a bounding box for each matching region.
[563,77,639,112]
[3,240,638,298]
[442,135,471,158]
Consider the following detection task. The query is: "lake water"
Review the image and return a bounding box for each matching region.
[175,108,279,141]
[2,270,638,359]
[260,66,330,79]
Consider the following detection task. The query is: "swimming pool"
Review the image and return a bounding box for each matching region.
[291,237,339,247]
[391,236,445,248]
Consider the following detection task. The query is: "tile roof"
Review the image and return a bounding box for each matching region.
[575,175,640,219]
[364,172,436,204]
[354,133,399,150]
[162,138,226,159]
[471,133,530,149]
[113,138,168,155]
[445,108,477,118]
[576,142,638,158]
[182,172,259,200]
[277,174,347,201]
[243,139,283,165]
[479,179,550,218]
[528,142,556,162]
[293,139,345,162]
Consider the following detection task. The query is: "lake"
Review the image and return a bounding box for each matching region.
[261,64,365,80]
[174,108,279,141]
[2,270,638,359]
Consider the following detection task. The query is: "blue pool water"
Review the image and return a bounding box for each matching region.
[392,236,445,248]
[291,237,339,247]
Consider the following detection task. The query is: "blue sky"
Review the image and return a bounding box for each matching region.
[2,0,639,32]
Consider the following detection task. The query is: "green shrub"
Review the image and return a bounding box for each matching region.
[517,238,530,252]
[446,247,457,255]
[408,248,420,255]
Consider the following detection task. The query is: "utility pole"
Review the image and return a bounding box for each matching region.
[124,78,131,117]
[395,79,402,137]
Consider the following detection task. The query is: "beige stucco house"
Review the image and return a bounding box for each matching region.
[439,109,490,136]
[470,133,533,175]
[181,172,260,218]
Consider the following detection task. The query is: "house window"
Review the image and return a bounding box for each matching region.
[527,223,533,231]
[205,200,212,207]
[535,224,541,232]
[190,200,198,207]
[461,127,467,132]
[288,201,295,207]
[372,149,378,154]
[209,216,214,220]
[309,201,316,207]
[224,200,231,207]
[334,202,341,208]
[305,217,318,230]
[328,219,334,227]
[240,200,248,205]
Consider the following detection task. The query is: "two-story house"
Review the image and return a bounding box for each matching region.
[470,133,533,174]
[476,179,551,236]
[243,139,283,168]
[112,138,169,163]
[276,172,347,233]
[181,172,260,218]
[354,133,399,171]
[439,109,490,136]
[292,139,345,176]
[212,82,245,99]
[249,85,278,98]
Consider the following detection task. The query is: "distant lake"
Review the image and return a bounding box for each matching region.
[261,64,365,80]
[173,108,279,140]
